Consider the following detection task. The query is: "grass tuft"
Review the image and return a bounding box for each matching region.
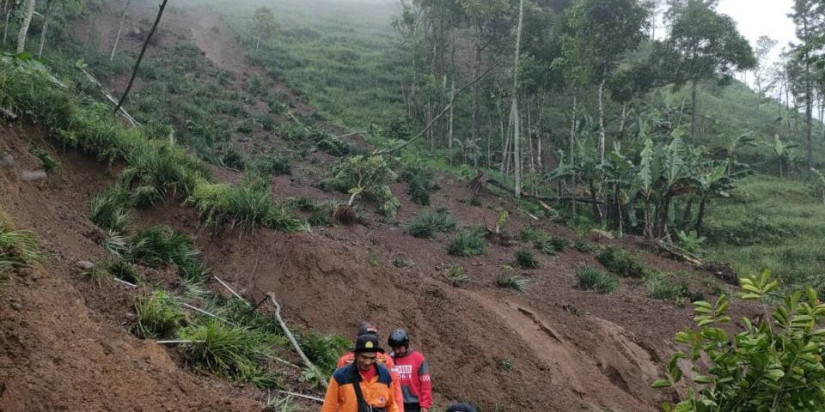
[405,209,458,239]
[496,266,528,292]
[597,246,645,278]
[447,226,487,257]
[575,266,619,294]
[444,265,468,286]
[134,290,186,339]
[515,248,541,269]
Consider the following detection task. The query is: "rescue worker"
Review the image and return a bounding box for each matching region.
[321,334,400,412]
[337,322,404,412]
[388,329,432,412]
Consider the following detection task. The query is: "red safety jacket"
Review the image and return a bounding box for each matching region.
[391,349,432,409]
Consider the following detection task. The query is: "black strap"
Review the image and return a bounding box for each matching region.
[351,367,372,412]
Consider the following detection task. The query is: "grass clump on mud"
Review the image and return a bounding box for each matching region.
[0,214,41,274]
[575,266,619,294]
[496,266,528,292]
[134,290,186,339]
[405,208,458,239]
[448,226,487,257]
[89,186,131,233]
[597,246,645,278]
[515,248,541,269]
[129,225,210,284]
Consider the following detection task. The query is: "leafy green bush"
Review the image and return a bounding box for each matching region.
[497,267,528,292]
[89,186,130,233]
[400,160,435,205]
[653,271,825,411]
[133,290,186,338]
[597,246,645,277]
[575,266,619,294]
[404,209,458,238]
[328,155,400,218]
[448,227,487,257]
[515,248,541,269]
[676,230,706,256]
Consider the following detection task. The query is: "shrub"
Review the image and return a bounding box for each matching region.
[575,266,619,294]
[448,227,487,257]
[393,257,414,268]
[89,186,130,233]
[329,155,400,218]
[515,248,541,269]
[86,266,111,286]
[250,154,292,177]
[107,260,140,284]
[404,209,458,239]
[597,246,644,277]
[400,160,435,205]
[497,267,528,292]
[444,265,468,286]
[131,185,162,208]
[535,236,568,255]
[133,290,186,338]
[548,237,570,251]
[653,271,825,411]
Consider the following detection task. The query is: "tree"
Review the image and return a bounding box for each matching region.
[459,0,509,159]
[251,7,277,52]
[114,0,169,114]
[16,0,35,54]
[663,0,756,140]
[752,36,778,109]
[510,0,524,197]
[789,0,825,178]
[563,0,648,164]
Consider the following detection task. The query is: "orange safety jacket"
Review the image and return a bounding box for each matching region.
[337,352,405,412]
[321,363,400,412]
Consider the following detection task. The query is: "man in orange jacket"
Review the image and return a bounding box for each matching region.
[337,323,404,412]
[321,334,400,412]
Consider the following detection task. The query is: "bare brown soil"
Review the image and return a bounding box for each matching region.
[0,1,763,410]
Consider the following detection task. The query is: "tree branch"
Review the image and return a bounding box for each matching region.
[267,293,328,388]
[113,0,168,114]
[372,61,502,156]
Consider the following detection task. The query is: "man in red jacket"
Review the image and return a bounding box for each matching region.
[388,329,432,412]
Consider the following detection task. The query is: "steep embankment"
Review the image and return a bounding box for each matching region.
[0,125,258,411]
[0,1,761,411]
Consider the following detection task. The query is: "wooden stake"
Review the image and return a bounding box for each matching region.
[213,275,250,306]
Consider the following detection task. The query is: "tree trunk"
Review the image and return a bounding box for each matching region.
[694,196,708,234]
[36,1,53,58]
[16,0,36,54]
[598,66,607,165]
[681,197,694,229]
[471,33,482,154]
[511,0,524,198]
[589,178,602,225]
[570,92,578,215]
[110,0,132,61]
[2,0,10,47]
[255,37,260,52]
[448,75,455,153]
[690,79,698,140]
[114,0,169,114]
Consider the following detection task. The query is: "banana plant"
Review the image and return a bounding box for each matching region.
[769,134,798,178]
[722,131,756,175]
[812,168,825,205]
